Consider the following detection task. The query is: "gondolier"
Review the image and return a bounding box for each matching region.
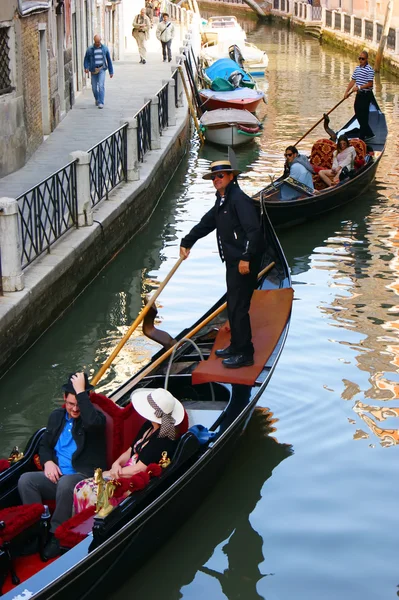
[344,50,375,141]
[180,159,264,369]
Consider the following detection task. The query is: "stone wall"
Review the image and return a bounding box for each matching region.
[0,119,190,371]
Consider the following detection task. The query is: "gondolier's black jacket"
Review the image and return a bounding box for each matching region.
[39,391,107,477]
[181,181,263,263]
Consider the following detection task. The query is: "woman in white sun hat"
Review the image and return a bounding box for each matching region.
[73,389,185,513]
[104,388,185,479]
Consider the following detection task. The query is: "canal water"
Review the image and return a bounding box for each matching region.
[1,16,399,600]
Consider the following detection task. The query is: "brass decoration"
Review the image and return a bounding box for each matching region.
[94,468,116,518]
[159,451,171,469]
[8,446,24,463]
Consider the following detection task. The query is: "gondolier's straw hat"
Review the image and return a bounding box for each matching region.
[131,388,185,427]
[203,160,241,180]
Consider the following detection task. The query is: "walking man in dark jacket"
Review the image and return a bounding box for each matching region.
[18,372,106,559]
[180,159,263,369]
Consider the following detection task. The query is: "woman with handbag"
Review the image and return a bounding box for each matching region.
[319,135,357,187]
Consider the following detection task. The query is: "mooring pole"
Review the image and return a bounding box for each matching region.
[374,0,393,73]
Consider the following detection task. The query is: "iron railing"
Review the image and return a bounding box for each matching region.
[325,10,332,27]
[135,101,152,162]
[17,162,78,269]
[387,27,395,50]
[157,83,169,133]
[88,125,127,207]
[365,19,373,41]
[344,14,351,33]
[312,6,322,20]
[334,13,341,30]
[354,17,362,37]
[0,27,12,96]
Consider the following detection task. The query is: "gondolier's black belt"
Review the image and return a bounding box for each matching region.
[357,89,373,93]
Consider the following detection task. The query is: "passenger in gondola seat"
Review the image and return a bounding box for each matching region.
[73,389,186,514]
[18,372,106,560]
[280,146,315,200]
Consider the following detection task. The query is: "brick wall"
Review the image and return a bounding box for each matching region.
[20,13,46,158]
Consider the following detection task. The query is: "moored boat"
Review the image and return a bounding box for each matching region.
[199,87,265,112]
[200,108,262,147]
[254,100,388,228]
[0,210,292,600]
[202,42,269,77]
[203,57,256,90]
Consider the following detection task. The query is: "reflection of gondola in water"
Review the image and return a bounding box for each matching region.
[110,407,293,600]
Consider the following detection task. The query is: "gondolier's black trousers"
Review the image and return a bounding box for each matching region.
[354,91,374,140]
[226,257,262,357]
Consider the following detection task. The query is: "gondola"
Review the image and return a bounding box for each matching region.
[254,99,388,228]
[0,209,293,599]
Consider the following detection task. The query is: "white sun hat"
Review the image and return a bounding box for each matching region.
[130,388,184,426]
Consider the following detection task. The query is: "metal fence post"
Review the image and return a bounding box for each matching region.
[164,78,176,126]
[69,151,93,226]
[145,96,161,150]
[124,118,140,181]
[0,198,24,292]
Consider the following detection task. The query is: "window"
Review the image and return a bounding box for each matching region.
[0,27,12,95]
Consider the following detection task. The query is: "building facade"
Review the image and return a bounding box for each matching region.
[0,0,122,179]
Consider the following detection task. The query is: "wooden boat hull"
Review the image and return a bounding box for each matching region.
[0,213,292,599]
[203,125,260,147]
[199,92,263,112]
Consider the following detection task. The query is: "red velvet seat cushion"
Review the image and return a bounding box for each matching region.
[349,138,366,161]
[310,138,337,190]
[0,504,44,544]
[89,392,147,468]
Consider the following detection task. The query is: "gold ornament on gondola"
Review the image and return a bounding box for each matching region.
[94,468,116,517]
[8,446,24,463]
[159,451,171,469]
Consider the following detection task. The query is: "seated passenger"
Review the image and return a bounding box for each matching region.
[73,388,184,513]
[319,134,356,187]
[18,372,106,559]
[280,146,315,200]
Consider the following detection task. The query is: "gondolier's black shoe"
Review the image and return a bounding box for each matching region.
[222,354,254,369]
[215,345,235,358]
[43,536,61,561]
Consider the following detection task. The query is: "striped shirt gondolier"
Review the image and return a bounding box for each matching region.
[352,64,374,90]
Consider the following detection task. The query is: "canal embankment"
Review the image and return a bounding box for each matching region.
[0,4,201,373]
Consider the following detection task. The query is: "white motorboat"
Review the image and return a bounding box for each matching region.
[201,15,247,48]
[199,108,262,147]
[202,41,269,76]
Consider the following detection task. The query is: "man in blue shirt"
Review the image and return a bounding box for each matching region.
[84,35,114,109]
[18,372,106,559]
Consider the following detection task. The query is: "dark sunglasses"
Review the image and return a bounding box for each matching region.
[358,56,366,60]
[284,152,293,158]
[210,173,226,180]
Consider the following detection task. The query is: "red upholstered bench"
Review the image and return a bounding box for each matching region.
[310,138,337,190]
[0,503,48,594]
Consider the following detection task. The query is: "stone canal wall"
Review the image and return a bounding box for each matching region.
[0,6,202,372]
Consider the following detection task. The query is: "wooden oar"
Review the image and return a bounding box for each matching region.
[112,261,276,401]
[294,91,354,146]
[91,257,184,386]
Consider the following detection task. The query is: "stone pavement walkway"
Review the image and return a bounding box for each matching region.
[0,27,184,200]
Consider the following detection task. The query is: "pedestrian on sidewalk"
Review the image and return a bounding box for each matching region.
[132,8,151,64]
[156,13,175,63]
[84,35,114,109]
[145,0,154,25]
[344,50,376,142]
